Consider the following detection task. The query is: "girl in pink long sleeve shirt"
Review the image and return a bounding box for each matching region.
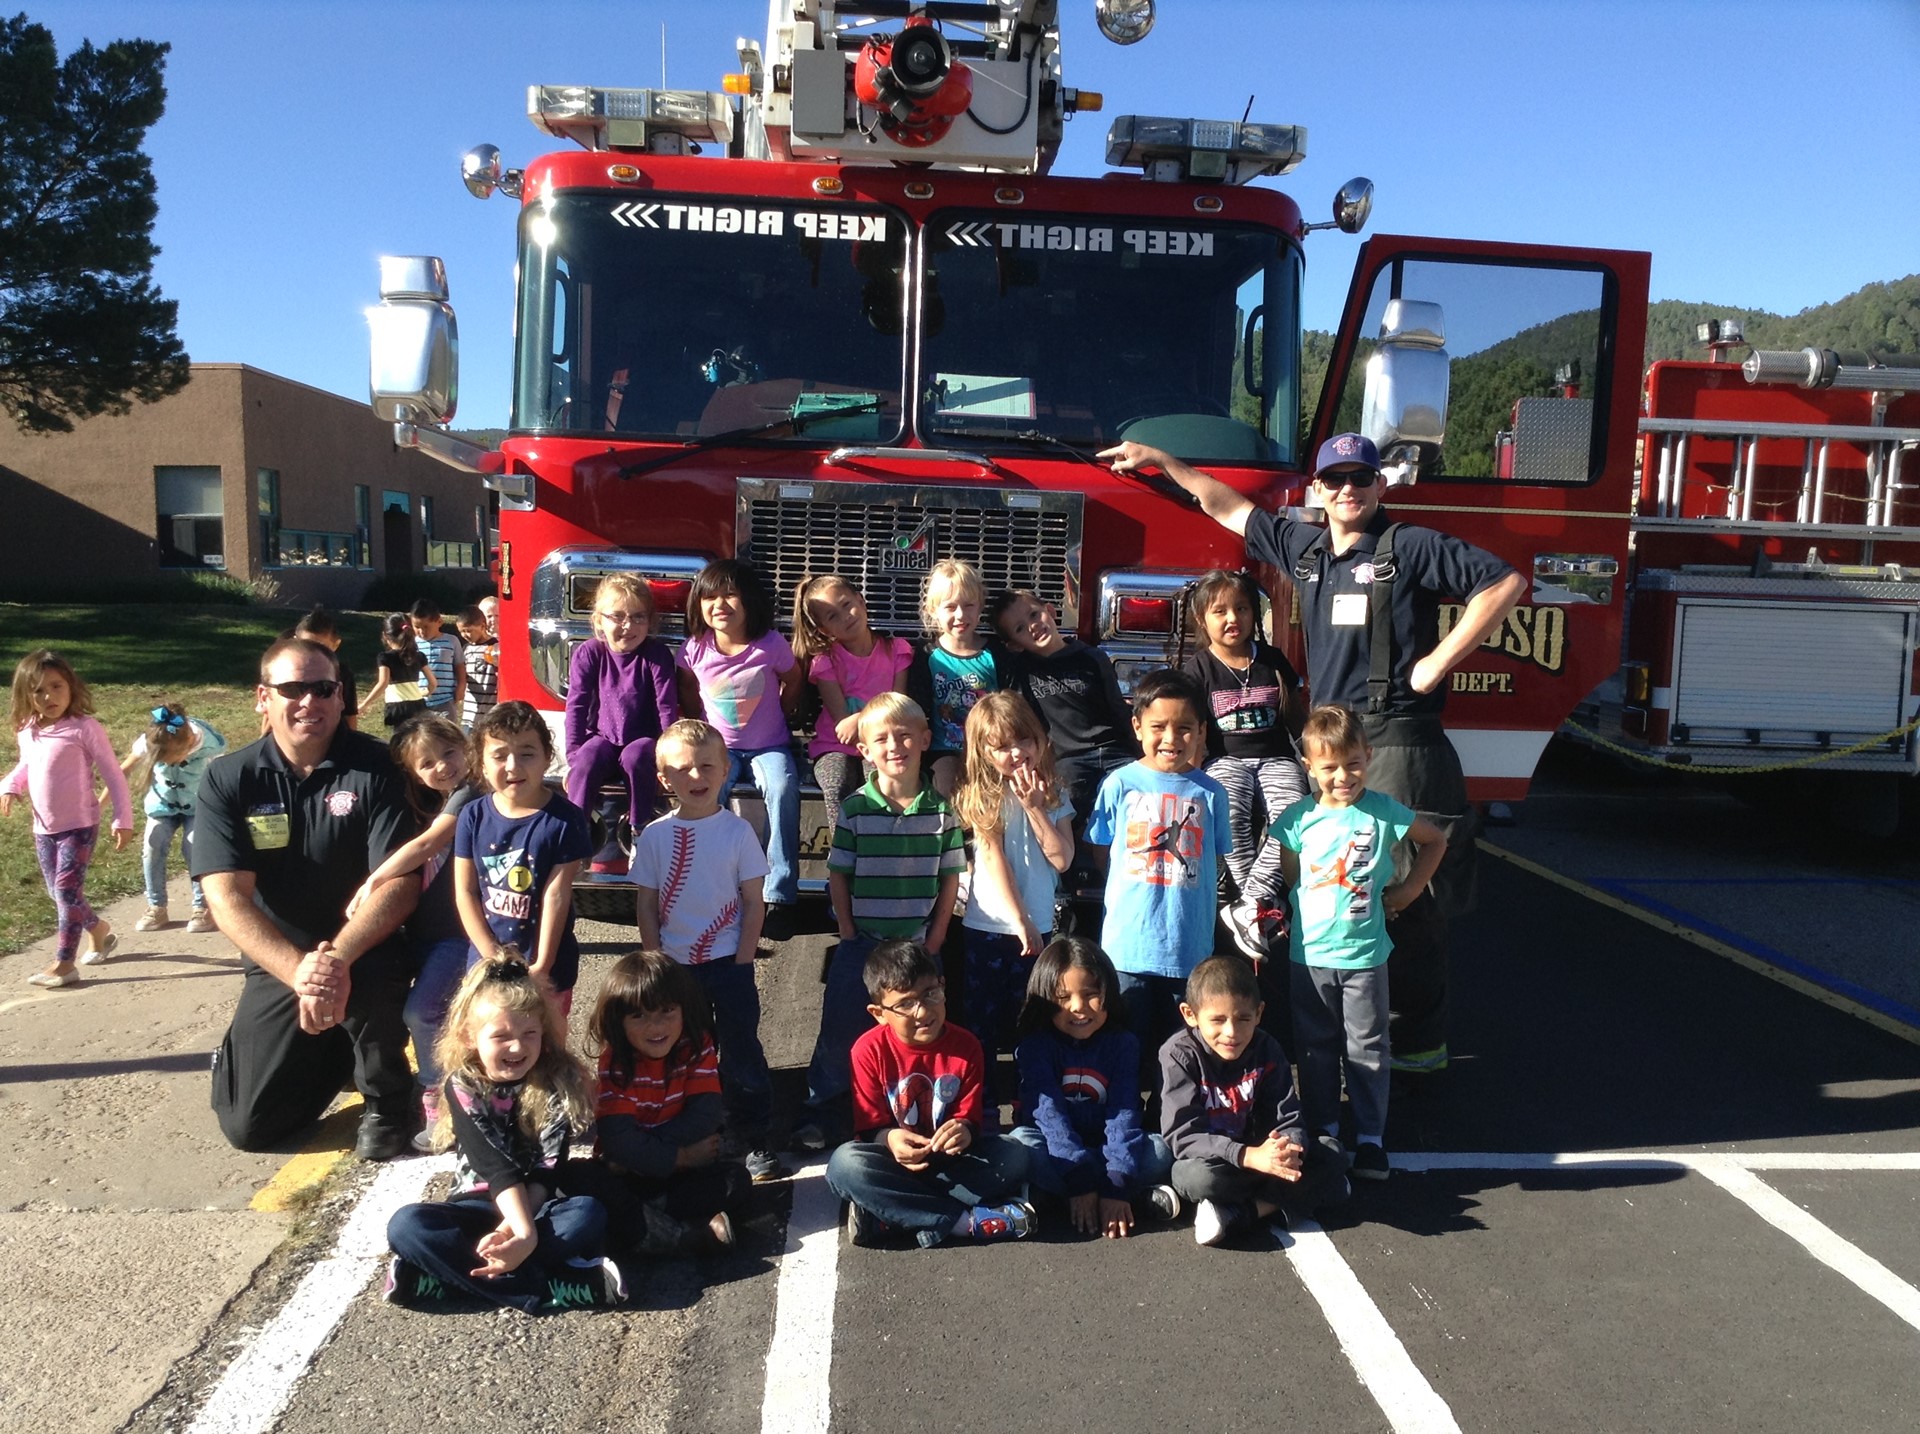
[2,651,132,986]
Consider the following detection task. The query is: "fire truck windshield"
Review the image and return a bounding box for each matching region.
[512,194,911,442]
[921,212,1301,464]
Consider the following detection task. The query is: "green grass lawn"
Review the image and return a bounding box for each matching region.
[0,605,385,954]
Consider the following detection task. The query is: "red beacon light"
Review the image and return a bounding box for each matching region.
[852,21,973,148]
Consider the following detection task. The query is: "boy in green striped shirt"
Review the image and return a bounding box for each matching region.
[794,694,965,1150]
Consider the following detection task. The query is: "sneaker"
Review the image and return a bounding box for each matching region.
[185,906,217,935]
[78,924,117,966]
[1352,1142,1391,1182]
[410,1089,442,1154]
[587,838,628,876]
[1143,1184,1183,1223]
[789,1121,827,1153]
[844,1200,889,1248]
[383,1256,452,1308]
[135,905,169,932]
[956,1200,1036,1242]
[1194,1198,1249,1247]
[544,1257,626,1310]
[1223,899,1286,960]
[744,1148,791,1183]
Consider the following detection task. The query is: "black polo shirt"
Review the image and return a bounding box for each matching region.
[1243,505,1513,719]
[192,725,419,953]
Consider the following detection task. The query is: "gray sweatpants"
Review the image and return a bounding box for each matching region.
[1290,961,1390,1144]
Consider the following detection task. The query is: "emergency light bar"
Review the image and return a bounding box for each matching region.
[529,85,735,153]
[1105,115,1306,184]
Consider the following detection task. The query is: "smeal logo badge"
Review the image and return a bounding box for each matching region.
[881,513,936,572]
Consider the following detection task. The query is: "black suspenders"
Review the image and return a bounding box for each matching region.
[1292,522,1403,715]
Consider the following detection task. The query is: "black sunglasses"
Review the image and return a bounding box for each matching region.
[1316,468,1378,490]
[268,679,341,701]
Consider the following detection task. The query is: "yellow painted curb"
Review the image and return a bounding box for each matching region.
[1480,840,1920,1049]
[249,1096,363,1212]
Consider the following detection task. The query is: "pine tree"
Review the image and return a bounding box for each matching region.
[0,14,188,434]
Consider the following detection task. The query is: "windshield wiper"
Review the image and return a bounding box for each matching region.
[929,425,1111,470]
[615,398,891,479]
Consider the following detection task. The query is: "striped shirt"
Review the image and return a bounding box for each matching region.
[595,1036,722,1127]
[827,779,965,939]
[417,632,462,710]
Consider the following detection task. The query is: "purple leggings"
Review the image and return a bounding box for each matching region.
[36,826,98,963]
[565,734,659,828]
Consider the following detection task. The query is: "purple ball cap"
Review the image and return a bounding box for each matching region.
[1313,432,1381,476]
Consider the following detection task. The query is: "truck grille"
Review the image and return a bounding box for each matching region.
[736,477,1083,633]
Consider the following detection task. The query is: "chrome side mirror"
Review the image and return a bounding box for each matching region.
[369,256,459,426]
[461,143,524,201]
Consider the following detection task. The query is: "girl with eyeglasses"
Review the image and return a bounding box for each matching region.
[1,650,134,986]
[115,701,228,936]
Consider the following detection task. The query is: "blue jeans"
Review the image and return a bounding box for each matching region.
[1115,970,1187,1096]
[1008,1125,1173,1200]
[386,1189,608,1312]
[825,1133,1029,1242]
[805,935,879,1113]
[404,938,475,1090]
[688,958,772,1145]
[729,745,800,905]
[143,812,202,910]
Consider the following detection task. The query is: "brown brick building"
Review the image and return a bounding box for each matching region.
[0,364,492,608]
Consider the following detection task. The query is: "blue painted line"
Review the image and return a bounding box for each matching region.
[1592,878,1920,1029]
[1597,876,1920,889]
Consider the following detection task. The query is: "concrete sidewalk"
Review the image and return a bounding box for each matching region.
[0,880,315,1434]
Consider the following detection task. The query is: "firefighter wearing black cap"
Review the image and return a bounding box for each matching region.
[1099,434,1526,1078]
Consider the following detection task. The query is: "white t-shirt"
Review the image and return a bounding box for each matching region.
[964,794,1075,936]
[632,809,771,964]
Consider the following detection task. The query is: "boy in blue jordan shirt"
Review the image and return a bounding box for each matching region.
[1085,670,1232,1077]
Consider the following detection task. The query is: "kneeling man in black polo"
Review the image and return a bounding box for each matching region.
[193,637,422,1159]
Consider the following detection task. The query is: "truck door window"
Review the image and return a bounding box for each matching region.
[1324,257,1610,485]
[922,212,1302,464]
[511,195,909,441]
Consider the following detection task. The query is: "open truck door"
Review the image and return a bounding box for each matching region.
[1302,235,1651,803]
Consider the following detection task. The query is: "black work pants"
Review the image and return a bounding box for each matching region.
[210,942,420,1151]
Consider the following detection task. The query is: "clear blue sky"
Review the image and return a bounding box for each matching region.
[42,0,1920,429]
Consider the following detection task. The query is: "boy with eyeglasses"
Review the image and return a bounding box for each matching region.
[1100,433,1524,1084]
[825,938,1033,1247]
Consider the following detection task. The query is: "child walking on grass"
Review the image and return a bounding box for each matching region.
[119,701,227,934]
[1,650,132,987]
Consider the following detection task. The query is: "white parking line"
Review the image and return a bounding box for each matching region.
[187,1158,443,1434]
[1277,1216,1463,1433]
[1692,1155,1920,1334]
[759,1161,838,1434]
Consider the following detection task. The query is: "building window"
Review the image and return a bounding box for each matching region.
[257,469,280,562]
[354,485,372,567]
[420,493,479,568]
[383,490,410,515]
[156,465,224,568]
[273,530,357,567]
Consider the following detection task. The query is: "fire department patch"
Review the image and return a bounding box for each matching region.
[326,791,358,817]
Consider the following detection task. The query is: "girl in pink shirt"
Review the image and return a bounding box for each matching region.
[793,573,912,821]
[1,651,133,986]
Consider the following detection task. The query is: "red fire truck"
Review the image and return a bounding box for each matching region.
[370,0,1670,913]
[1615,338,1920,830]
